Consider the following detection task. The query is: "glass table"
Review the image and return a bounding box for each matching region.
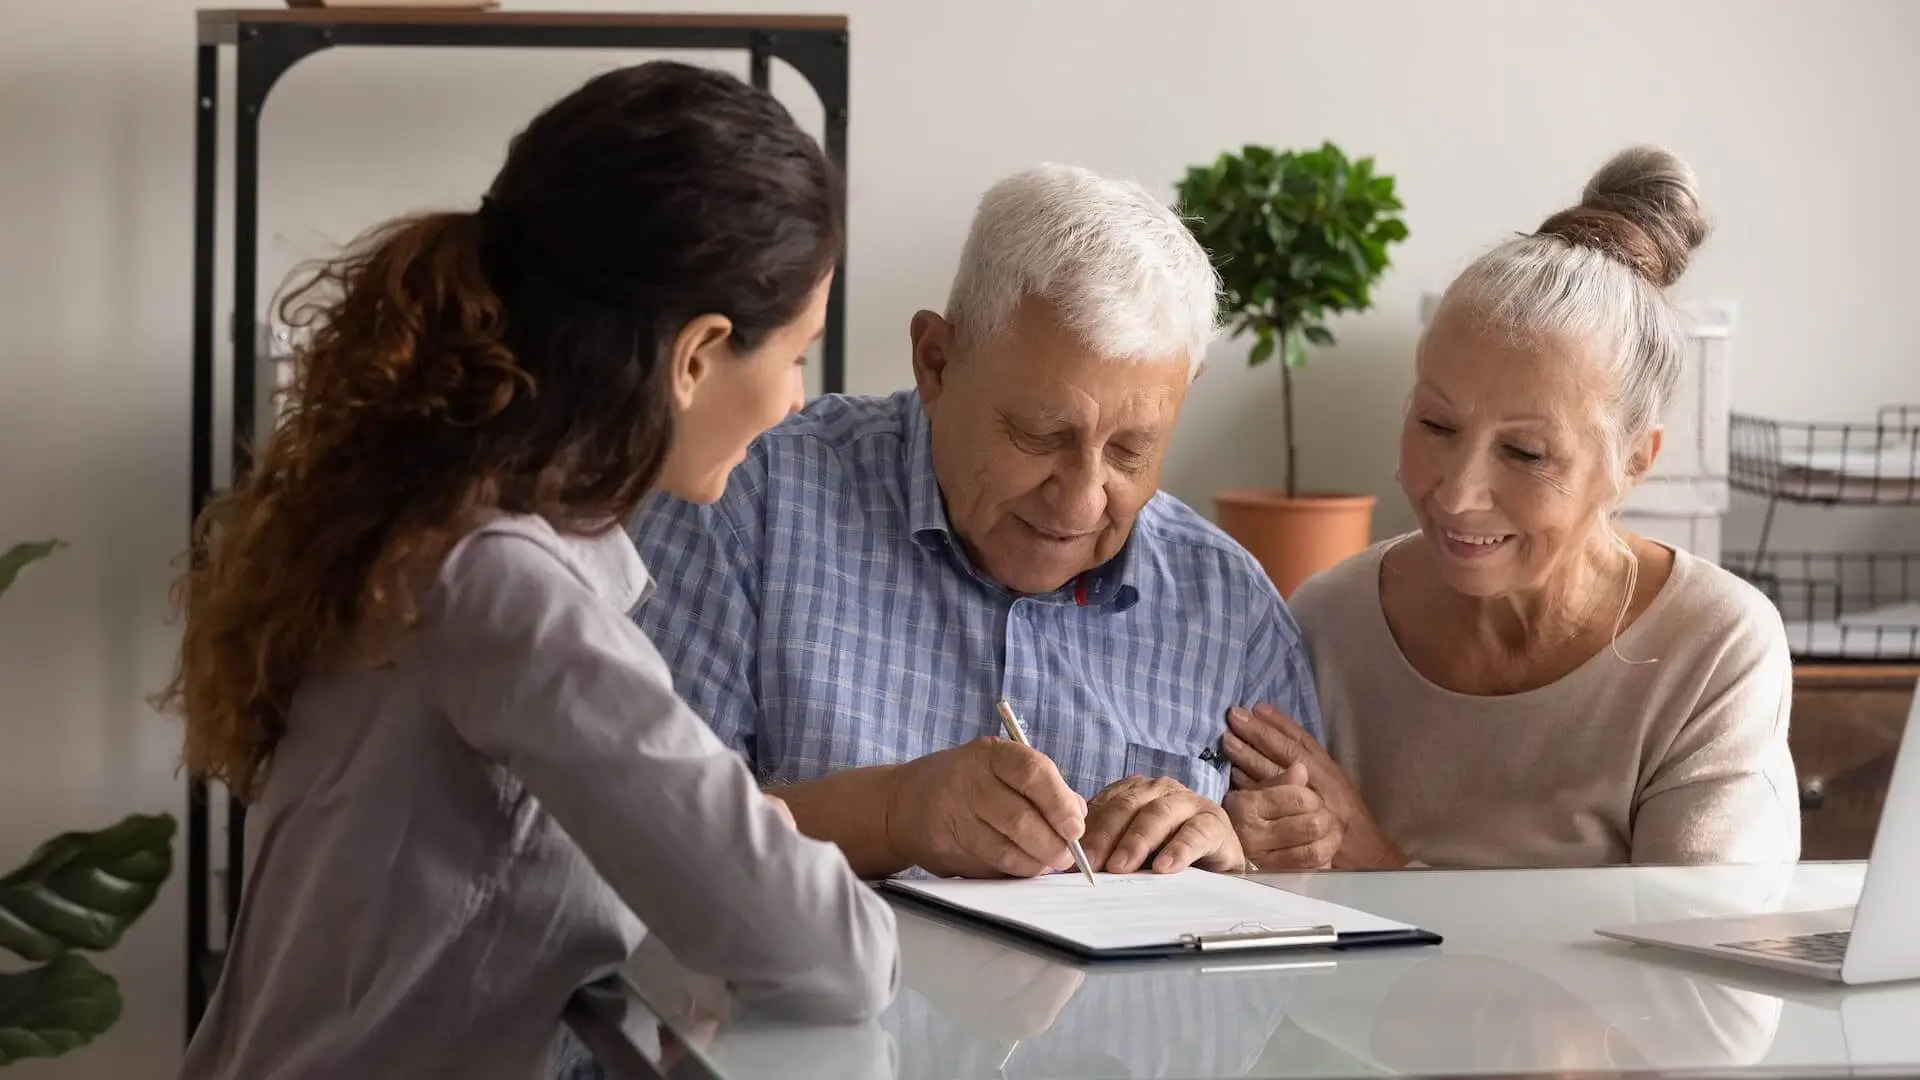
[595,863,1918,1079]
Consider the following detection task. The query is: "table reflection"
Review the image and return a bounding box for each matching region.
[1273,948,1781,1076]
[882,909,1310,1078]
[1269,863,1804,1076]
[617,864,1890,1080]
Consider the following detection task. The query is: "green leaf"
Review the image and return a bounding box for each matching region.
[1284,328,1310,369]
[0,541,66,605]
[1347,236,1375,277]
[0,814,175,963]
[1248,327,1277,366]
[0,953,122,1065]
[1303,325,1336,347]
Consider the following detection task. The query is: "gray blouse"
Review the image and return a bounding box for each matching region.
[182,514,899,1079]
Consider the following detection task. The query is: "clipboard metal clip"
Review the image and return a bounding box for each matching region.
[1181,921,1340,953]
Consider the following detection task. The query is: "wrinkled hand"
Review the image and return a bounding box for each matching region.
[1223,761,1343,870]
[1224,704,1409,870]
[888,737,1088,878]
[1080,775,1243,874]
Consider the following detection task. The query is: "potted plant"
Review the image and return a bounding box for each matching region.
[0,539,175,1067]
[1175,142,1409,596]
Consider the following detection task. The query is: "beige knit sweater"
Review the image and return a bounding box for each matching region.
[1288,539,1801,868]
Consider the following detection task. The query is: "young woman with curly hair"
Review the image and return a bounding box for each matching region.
[165,62,898,1079]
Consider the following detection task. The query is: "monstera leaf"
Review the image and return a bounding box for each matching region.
[0,814,175,963]
[0,542,166,1064]
[0,541,65,605]
[0,952,122,1065]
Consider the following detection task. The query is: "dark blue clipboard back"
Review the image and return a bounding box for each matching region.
[877,878,1443,963]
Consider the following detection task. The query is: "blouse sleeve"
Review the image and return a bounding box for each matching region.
[422,529,899,1021]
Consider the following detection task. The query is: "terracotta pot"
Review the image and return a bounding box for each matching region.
[1214,490,1377,598]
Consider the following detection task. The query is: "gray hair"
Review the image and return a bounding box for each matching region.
[1431,145,1711,500]
[944,163,1221,376]
[1430,146,1710,660]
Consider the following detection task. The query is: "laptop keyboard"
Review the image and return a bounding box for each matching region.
[1722,930,1851,965]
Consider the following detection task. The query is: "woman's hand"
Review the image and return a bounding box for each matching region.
[1223,761,1344,870]
[1223,704,1410,870]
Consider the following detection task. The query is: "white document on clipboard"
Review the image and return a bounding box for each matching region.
[880,869,1439,959]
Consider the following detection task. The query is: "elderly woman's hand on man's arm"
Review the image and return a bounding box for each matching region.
[1222,704,1410,870]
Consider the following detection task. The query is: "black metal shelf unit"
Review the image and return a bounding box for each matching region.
[1729,405,1920,555]
[1723,549,1920,662]
[187,7,849,1037]
[1726,405,1920,663]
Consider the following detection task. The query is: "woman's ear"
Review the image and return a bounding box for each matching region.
[1627,427,1664,482]
[668,314,735,412]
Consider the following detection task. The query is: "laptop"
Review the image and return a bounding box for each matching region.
[1595,681,1920,985]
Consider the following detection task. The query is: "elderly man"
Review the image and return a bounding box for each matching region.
[634,163,1331,879]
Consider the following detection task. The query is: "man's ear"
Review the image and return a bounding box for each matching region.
[909,310,958,409]
[668,314,734,411]
[1627,427,1664,483]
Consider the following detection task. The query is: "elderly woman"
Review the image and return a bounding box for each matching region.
[1224,146,1800,869]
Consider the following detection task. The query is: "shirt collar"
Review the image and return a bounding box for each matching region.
[574,523,654,613]
[903,396,953,547]
[472,511,654,612]
[900,391,1140,612]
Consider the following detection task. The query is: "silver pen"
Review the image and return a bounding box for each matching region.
[994,699,1098,886]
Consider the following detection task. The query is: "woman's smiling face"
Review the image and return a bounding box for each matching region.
[1398,302,1649,599]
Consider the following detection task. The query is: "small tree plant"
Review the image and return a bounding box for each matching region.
[1176,142,1409,497]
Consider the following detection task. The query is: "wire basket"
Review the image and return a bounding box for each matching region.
[1729,406,1920,504]
[1726,550,1920,661]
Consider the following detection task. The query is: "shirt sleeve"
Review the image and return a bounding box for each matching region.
[421,530,898,1022]
[1242,589,1327,745]
[1631,617,1802,866]
[628,457,768,768]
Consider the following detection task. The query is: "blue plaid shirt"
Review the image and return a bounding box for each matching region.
[631,390,1322,804]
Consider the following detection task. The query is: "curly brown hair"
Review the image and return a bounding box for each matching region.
[158,61,841,801]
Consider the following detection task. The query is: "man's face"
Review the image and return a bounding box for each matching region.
[911,298,1191,595]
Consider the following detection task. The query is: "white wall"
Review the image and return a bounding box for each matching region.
[2,0,1916,1073]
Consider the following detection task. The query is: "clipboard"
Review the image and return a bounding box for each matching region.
[878,870,1441,962]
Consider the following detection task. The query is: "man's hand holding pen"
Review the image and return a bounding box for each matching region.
[881,736,1246,879]
[886,738,1090,879]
